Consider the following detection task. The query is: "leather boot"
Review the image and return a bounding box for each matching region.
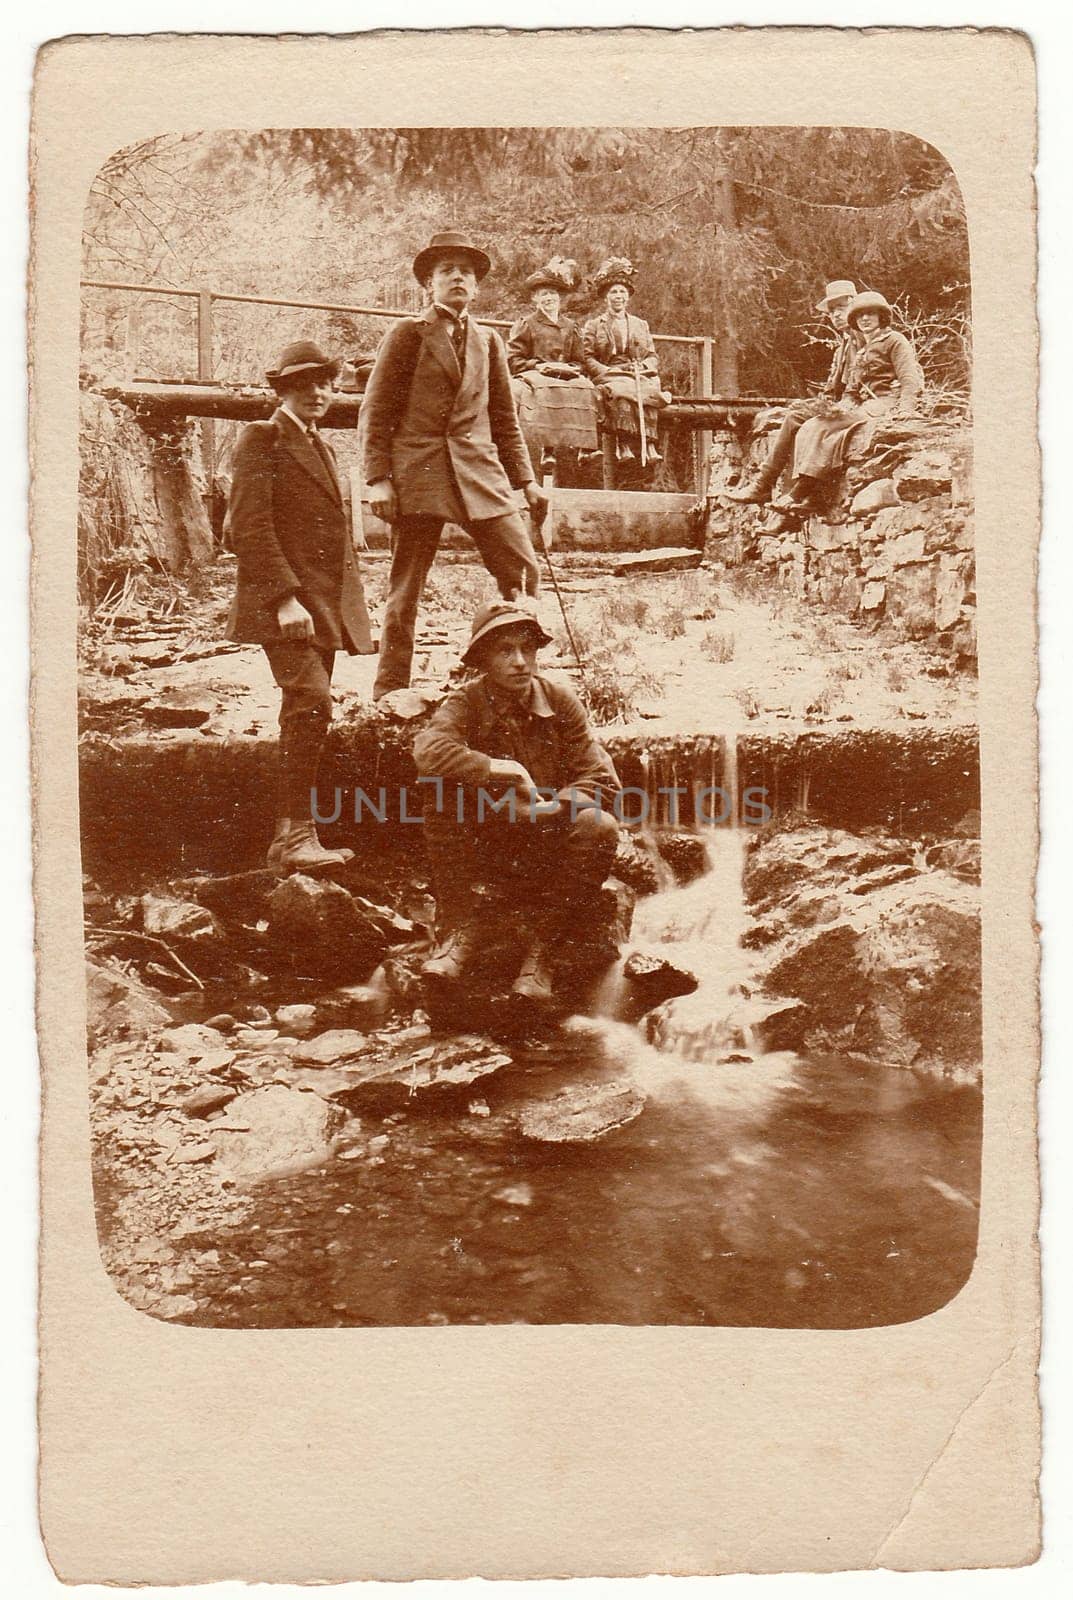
[512,938,555,1003]
[274,820,354,874]
[266,817,291,871]
[421,922,483,986]
[726,476,774,504]
[615,437,635,462]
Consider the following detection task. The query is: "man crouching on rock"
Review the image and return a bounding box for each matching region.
[412,601,622,1004]
[225,340,375,873]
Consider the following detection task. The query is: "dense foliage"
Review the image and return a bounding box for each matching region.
[83,127,970,398]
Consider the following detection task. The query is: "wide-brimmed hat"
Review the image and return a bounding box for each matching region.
[412,230,492,284]
[847,290,894,327]
[592,256,636,295]
[524,264,571,294]
[266,340,342,390]
[462,600,553,667]
[814,279,858,312]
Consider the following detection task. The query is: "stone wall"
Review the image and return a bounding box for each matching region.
[704,411,976,664]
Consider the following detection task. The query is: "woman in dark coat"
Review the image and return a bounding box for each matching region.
[507,262,600,468]
[581,257,669,464]
[788,290,925,498]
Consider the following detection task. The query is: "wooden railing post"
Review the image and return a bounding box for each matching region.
[196,289,216,514]
[697,337,715,496]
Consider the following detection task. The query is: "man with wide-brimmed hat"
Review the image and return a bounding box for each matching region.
[361,230,548,699]
[225,339,375,872]
[412,599,621,1003]
[507,259,601,471]
[727,278,860,506]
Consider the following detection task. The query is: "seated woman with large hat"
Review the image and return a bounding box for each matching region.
[786,289,925,506]
[581,257,669,465]
[506,259,601,472]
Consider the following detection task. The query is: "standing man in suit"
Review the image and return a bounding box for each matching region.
[225,339,375,872]
[361,229,548,700]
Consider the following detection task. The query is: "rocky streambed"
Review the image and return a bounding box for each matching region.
[85,802,982,1329]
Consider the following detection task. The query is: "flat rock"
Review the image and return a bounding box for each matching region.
[849,478,901,516]
[180,1084,238,1117]
[373,685,444,720]
[609,548,703,577]
[518,1078,645,1143]
[208,1085,345,1184]
[293,1028,372,1065]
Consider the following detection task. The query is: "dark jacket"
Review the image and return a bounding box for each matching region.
[847,327,924,413]
[582,312,660,380]
[507,309,586,375]
[413,673,621,806]
[361,304,535,522]
[224,410,374,653]
[822,332,857,400]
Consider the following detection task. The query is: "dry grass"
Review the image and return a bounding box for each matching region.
[700,628,736,663]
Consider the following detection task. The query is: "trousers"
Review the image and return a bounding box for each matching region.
[263,640,335,823]
[423,788,620,937]
[756,398,826,489]
[373,512,542,699]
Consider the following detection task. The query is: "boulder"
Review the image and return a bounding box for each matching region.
[850,478,901,516]
[266,873,388,981]
[924,838,982,883]
[613,832,662,895]
[139,894,217,940]
[85,958,170,1046]
[208,1085,345,1184]
[274,1002,318,1034]
[373,685,444,721]
[623,951,699,1013]
[656,831,708,884]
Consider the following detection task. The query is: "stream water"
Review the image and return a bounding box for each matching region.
[184,822,981,1330]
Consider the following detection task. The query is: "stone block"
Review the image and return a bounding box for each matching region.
[850,477,901,516]
[935,552,975,632]
[885,557,939,638]
[861,580,887,612]
[894,450,953,502]
[886,528,927,566]
[807,519,857,553]
[869,505,928,541]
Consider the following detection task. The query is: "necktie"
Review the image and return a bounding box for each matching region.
[309,428,337,489]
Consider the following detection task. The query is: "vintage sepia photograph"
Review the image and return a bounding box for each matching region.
[77,123,982,1331]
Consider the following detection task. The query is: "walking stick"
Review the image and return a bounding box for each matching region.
[529,496,586,676]
[633,358,649,469]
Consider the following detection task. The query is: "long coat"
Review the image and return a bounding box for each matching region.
[507,309,586,374]
[224,410,374,653]
[362,305,535,523]
[581,311,660,381]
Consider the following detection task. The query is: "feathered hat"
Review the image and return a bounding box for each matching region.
[523,257,579,294]
[592,256,636,295]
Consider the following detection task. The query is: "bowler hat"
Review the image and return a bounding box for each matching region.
[814,279,858,312]
[412,230,492,285]
[847,290,894,327]
[266,340,342,390]
[462,600,553,667]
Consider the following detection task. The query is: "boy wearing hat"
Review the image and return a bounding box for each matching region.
[412,600,621,1003]
[362,231,548,700]
[728,278,859,505]
[225,340,375,871]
